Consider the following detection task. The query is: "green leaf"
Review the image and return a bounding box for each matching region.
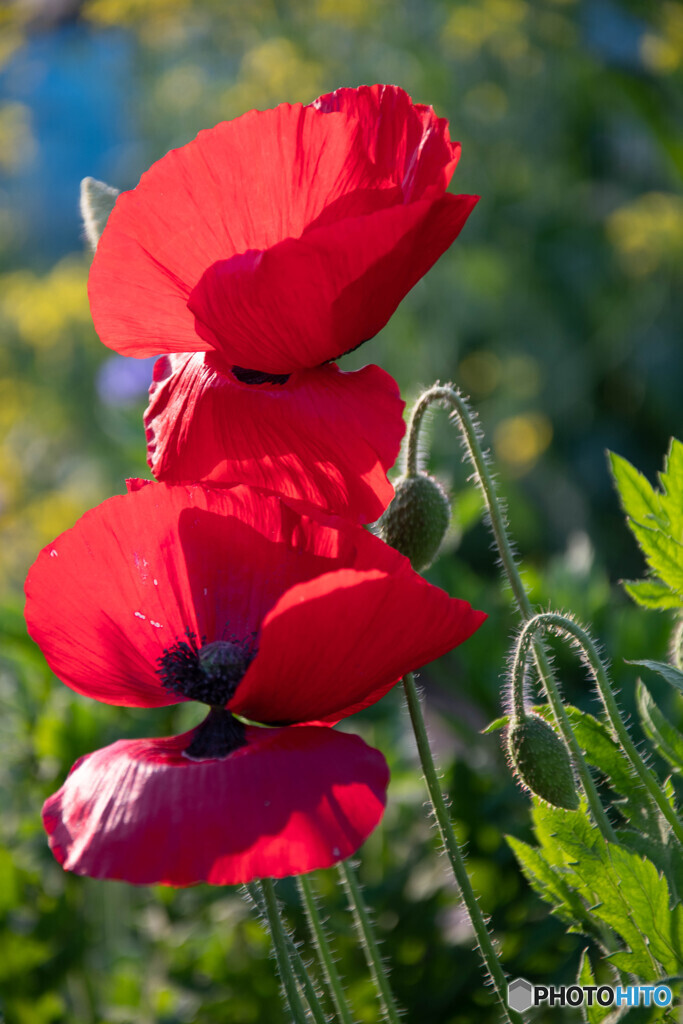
[507,835,586,926]
[623,579,681,611]
[577,949,610,1024]
[616,828,683,903]
[530,799,682,977]
[660,439,683,532]
[482,714,509,734]
[609,451,664,527]
[629,522,683,595]
[629,659,683,695]
[637,680,683,774]
[80,176,119,251]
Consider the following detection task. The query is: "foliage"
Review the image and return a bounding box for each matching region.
[1,0,682,1021]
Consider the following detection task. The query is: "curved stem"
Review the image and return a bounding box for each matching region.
[337,860,402,1024]
[297,875,356,1024]
[254,879,322,1024]
[516,613,683,846]
[406,384,615,841]
[403,672,523,1024]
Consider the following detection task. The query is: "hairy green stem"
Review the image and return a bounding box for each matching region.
[515,613,683,846]
[337,860,402,1024]
[670,618,683,671]
[297,875,356,1024]
[251,879,324,1024]
[406,384,616,842]
[403,672,523,1024]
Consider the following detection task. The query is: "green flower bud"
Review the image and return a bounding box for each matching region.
[377,473,450,571]
[507,715,579,810]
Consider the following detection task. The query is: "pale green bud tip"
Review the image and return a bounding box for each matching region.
[377,473,450,571]
[507,715,579,810]
[80,176,120,252]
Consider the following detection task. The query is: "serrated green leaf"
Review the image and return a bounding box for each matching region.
[629,660,683,695]
[637,680,683,774]
[578,949,611,1024]
[610,451,664,527]
[561,839,679,978]
[623,580,682,611]
[616,828,683,903]
[630,523,683,595]
[507,835,587,926]
[482,714,509,734]
[660,439,683,535]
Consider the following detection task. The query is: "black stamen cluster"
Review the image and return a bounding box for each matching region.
[157,630,257,706]
[232,366,290,386]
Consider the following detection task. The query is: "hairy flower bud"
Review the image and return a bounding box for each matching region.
[377,473,450,571]
[507,715,579,810]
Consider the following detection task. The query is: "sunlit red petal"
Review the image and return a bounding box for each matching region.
[189,194,477,373]
[144,355,404,523]
[314,84,460,201]
[42,725,389,886]
[88,102,394,360]
[232,565,487,725]
[25,484,362,707]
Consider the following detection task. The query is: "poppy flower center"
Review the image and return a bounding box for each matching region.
[183,705,247,761]
[231,366,291,386]
[157,632,257,706]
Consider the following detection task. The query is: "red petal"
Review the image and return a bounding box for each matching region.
[144,355,404,524]
[188,194,478,373]
[88,102,394,360]
[25,484,370,707]
[42,725,389,886]
[314,84,460,201]
[232,565,487,725]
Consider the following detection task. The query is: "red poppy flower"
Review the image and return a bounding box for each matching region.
[89,83,477,375]
[144,354,404,524]
[27,483,485,885]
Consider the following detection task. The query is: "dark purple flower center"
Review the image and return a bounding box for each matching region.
[231,366,290,386]
[157,632,257,760]
[183,706,247,762]
[158,631,257,706]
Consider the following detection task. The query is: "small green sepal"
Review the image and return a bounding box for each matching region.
[80,176,120,251]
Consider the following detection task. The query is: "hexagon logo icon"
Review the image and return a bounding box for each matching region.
[508,978,534,1013]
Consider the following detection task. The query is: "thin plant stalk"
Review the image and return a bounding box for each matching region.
[297,875,356,1024]
[406,384,616,842]
[249,879,325,1024]
[513,612,683,846]
[403,672,524,1024]
[337,859,402,1024]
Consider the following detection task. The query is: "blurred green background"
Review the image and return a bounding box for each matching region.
[0,0,681,1021]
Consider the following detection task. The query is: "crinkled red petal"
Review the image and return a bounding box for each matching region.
[232,565,487,725]
[188,194,478,373]
[42,725,389,886]
[313,84,461,201]
[88,101,394,360]
[144,355,404,524]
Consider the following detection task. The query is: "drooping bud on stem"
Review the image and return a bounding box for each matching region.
[507,714,579,810]
[377,473,450,571]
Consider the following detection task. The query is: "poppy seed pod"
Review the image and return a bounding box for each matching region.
[507,715,579,810]
[377,473,451,571]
